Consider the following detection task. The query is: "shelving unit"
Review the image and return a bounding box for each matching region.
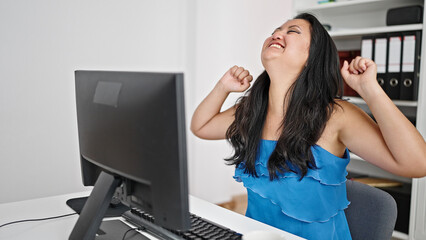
[296,0,422,13]
[346,96,418,121]
[293,1,426,239]
[346,96,418,107]
[329,24,423,38]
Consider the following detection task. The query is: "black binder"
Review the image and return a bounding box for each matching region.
[400,31,422,100]
[385,33,402,99]
[374,35,388,90]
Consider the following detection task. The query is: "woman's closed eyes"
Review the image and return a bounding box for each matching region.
[271,27,301,35]
[287,30,300,34]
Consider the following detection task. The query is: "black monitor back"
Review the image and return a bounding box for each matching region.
[74,70,189,230]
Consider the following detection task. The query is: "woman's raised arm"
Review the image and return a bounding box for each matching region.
[339,57,426,178]
[190,66,253,140]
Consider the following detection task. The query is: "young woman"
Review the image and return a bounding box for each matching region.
[190,13,426,239]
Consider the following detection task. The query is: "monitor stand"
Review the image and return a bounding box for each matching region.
[97,220,149,240]
[69,171,121,240]
[66,196,130,218]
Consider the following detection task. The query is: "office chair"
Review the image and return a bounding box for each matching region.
[345,180,398,240]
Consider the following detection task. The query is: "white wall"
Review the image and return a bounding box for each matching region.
[0,0,189,203]
[0,0,293,204]
[190,0,293,203]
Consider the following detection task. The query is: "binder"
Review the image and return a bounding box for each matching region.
[361,35,375,60]
[374,35,388,90]
[385,33,402,99]
[400,31,422,100]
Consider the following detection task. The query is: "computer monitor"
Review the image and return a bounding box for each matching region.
[70,70,190,240]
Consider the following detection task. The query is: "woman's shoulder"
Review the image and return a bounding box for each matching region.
[332,99,369,120]
[323,99,371,138]
[329,99,376,136]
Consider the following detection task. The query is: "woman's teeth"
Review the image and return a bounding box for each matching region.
[270,44,283,49]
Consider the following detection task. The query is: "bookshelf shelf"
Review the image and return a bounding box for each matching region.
[345,96,418,107]
[296,0,423,13]
[296,0,384,12]
[329,24,423,39]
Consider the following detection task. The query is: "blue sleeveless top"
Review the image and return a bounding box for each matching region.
[233,139,352,240]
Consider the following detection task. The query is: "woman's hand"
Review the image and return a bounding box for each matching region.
[340,56,379,97]
[218,66,253,93]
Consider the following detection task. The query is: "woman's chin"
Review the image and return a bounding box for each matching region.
[261,55,287,69]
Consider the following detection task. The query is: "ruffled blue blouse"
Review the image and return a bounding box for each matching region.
[234,139,352,240]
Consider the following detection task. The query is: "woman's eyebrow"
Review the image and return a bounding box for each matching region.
[288,25,302,31]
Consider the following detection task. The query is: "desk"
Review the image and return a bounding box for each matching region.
[0,192,305,240]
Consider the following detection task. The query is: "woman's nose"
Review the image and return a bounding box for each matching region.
[272,31,283,40]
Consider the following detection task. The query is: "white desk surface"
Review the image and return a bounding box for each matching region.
[0,191,305,240]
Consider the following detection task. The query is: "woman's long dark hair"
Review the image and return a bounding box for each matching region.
[225,13,344,180]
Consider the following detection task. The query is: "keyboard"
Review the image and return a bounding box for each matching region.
[122,208,243,240]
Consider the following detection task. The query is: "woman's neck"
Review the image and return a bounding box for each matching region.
[267,70,298,116]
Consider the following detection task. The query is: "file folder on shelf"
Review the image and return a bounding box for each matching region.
[385,33,402,99]
[400,31,421,100]
[374,35,388,90]
[361,35,374,61]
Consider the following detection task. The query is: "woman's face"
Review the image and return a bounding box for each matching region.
[261,19,311,72]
